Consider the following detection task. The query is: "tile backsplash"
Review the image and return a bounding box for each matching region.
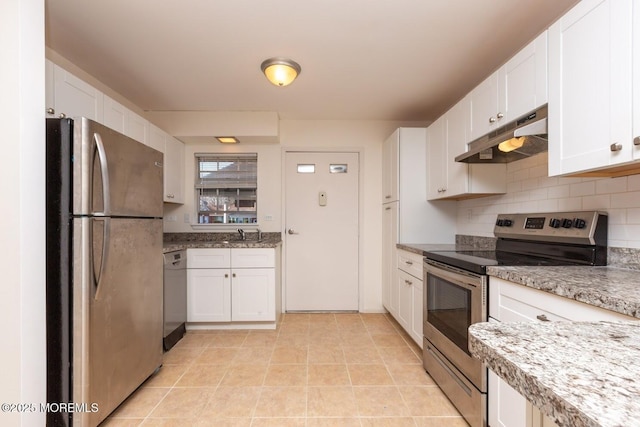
[456,152,640,250]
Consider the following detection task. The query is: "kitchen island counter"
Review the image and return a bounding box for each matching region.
[469,320,640,427]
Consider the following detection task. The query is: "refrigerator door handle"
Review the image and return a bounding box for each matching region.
[90,217,111,300]
[92,132,111,216]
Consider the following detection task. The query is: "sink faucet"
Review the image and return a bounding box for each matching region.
[237,228,246,241]
[256,228,263,241]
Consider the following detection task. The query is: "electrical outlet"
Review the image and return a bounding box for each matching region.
[166,215,177,222]
[264,215,273,221]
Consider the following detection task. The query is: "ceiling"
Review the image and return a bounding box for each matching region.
[45,0,579,122]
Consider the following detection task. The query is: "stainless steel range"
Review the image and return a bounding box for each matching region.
[422,211,608,427]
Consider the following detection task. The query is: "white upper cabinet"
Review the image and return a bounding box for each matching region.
[548,0,634,176]
[103,95,151,148]
[164,135,185,204]
[46,62,103,122]
[469,72,501,141]
[103,95,128,134]
[499,31,548,124]
[426,114,447,199]
[150,123,185,204]
[428,96,506,200]
[470,31,548,143]
[126,110,150,146]
[382,130,399,203]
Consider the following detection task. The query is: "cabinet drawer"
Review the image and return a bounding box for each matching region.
[231,248,275,268]
[187,248,230,269]
[490,277,634,322]
[397,249,423,279]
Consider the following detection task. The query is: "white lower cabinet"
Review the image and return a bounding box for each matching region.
[393,249,424,347]
[488,277,634,427]
[187,248,277,324]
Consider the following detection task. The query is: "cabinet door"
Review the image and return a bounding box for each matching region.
[397,269,414,332]
[548,0,633,176]
[489,369,528,427]
[187,269,231,322]
[382,130,399,202]
[410,277,423,348]
[426,115,447,199]
[127,111,149,146]
[382,203,399,314]
[164,136,185,203]
[444,97,471,197]
[634,1,640,161]
[231,268,275,321]
[148,124,167,153]
[51,63,103,121]
[469,72,500,141]
[103,95,127,134]
[499,31,548,123]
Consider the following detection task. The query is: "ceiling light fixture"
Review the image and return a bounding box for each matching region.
[260,57,301,87]
[216,137,239,144]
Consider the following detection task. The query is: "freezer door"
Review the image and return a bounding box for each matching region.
[73,117,163,218]
[72,217,163,426]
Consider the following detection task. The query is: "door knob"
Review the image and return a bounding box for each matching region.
[287,228,299,235]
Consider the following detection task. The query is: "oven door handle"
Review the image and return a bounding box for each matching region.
[424,260,484,291]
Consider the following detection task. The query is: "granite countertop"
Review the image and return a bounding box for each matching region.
[163,232,282,253]
[396,243,457,256]
[487,266,640,319]
[469,320,640,427]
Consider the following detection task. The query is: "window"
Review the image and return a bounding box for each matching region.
[195,153,257,224]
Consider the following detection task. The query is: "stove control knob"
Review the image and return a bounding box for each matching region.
[496,219,504,227]
[562,218,573,228]
[574,218,587,229]
[503,219,513,227]
[549,218,561,228]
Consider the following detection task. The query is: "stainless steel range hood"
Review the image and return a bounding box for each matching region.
[455,105,548,163]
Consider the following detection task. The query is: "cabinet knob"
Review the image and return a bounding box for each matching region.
[46,108,55,115]
[610,143,623,152]
[166,194,174,199]
[404,280,412,285]
[489,116,496,124]
[225,273,229,278]
[496,112,504,119]
[232,273,236,278]
[405,260,413,266]
[536,314,550,322]
[58,113,66,119]
[634,136,640,146]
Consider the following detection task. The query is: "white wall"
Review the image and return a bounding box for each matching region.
[1,0,46,425]
[457,152,640,248]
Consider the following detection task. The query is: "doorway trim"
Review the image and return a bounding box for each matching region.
[281,146,365,312]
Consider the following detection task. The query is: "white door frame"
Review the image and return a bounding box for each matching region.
[281,147,365,312]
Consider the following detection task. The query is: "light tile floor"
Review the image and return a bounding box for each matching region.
[102,313,467,426]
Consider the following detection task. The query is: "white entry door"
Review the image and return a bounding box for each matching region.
[284,151,359,311]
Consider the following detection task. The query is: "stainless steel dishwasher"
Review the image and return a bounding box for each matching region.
[163,250,187,351]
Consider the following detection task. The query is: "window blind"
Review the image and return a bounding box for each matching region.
[195,153,257,189]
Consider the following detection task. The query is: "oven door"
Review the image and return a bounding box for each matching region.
[423,259,487,391]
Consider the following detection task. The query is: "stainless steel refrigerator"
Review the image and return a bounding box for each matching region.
[46,117,164,426]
